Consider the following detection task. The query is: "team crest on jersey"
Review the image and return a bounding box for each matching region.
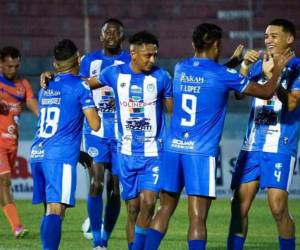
[87,147,99,157]
[146,83,155,92]
[125,117,151,131]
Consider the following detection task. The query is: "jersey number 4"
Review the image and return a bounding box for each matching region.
[181,94,197,127]
[39,107,60,138]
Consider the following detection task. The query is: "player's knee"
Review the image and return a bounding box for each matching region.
[127,204,139,222]
[0,176,11,187]
[270,204,286,222]
[89,179,103,195]
[46,203,66,217]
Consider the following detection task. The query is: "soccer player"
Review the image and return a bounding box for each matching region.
[30,39,100,250]
[144,23,292,250]
[87,30,173,250]
[0,46,38,238]
[80,18,130,250]
[227,19,299,250]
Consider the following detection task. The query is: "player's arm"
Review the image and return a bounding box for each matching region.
[235,49,261,100]
[85,76,104,90]
[40,71,54,89]
[26,98,38,116]
[223,44,244,68]
[277,86,300,112]
[243,49,293,99]
[83,108,100,131]
[163,97,173,114]
[0,99,9,115]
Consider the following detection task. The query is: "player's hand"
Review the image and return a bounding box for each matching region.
[0,101,9,115]
[40,71,53,89]
[242,49,260,68]
[231,44,244,60]
[262,51,274,79]
[273,48,294,71]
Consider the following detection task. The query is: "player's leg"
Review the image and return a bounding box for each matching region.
[0,148,28,238]
[144,191,180,250]
[227,151,260,250]
[84,135,109,248]
[39,160,77,250]
[101,141,121,248]
[144,151,183,250]
[262,153,296,250]
[118,153,140,250]
[183,155,217,250]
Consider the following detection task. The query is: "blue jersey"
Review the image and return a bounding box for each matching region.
[164,57,250,156]
[99,63,172,156]
[30,73,95,162]
[241,56,300,155]
[80,49,131,139]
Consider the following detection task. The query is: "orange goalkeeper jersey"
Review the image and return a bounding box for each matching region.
[0,75,35,150]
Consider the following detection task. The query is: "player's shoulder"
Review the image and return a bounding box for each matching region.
[287,56,300,71]
[150,65,171,79]
[81,49,102,63]
[119,50,131,60]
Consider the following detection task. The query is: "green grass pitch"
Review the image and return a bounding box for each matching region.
[0,199,299,249]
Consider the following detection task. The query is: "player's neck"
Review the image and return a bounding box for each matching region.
[194,51,215,60]
[103,47,121,56]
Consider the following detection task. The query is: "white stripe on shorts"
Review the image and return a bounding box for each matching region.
[287,156,295,192]
[61,163,72,204]
[209,156,216,197]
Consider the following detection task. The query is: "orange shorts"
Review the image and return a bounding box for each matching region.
[0,147,17,175]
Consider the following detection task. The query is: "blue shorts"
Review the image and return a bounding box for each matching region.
[31,160,77,207]
[159,151,216,198]
[84,134,119,175]
[231,151,296,192]
[118,154,161,201]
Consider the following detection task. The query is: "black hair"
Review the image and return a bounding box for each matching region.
[268,18,296,38]
[129,31,159,47]
[0,46,21,60]
[102,18,124,28]
[54,39,78,61]
[193,23,222,51]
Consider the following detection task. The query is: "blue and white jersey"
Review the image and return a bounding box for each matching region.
[80,49,131,139]
[241,56,300,155]
[99,63,172,156]
[30,73,95,162]
[164,57,250,156]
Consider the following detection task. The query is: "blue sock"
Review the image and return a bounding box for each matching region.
[41,214,62,250]
[132,225,147,250]
[87,195,103,247]
[128,242,133,250]
[101,229,111,247]
[279,237,295,250]
[102,194,121,246]
[188,240,206,250]
[227,235,245,250]
[144,228,165,250]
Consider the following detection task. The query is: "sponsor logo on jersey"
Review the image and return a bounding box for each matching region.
[180,72,204,84]
[125,117,152,131]
[131,85,142,94]
[120,96,145,113]
[171,139,195,150]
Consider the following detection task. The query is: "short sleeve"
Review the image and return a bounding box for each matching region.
[22,79,35,101]
[79,55,90,78]
[98,66,114,88]
[162,71,172,98]
[77,80,95,110]
[222,67,250,93]
[248,60,263,81]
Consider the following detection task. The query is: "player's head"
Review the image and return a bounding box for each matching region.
[265,19,296,56]
[100,18,124,52]
[0,46,21,81]
[129,31,159,73]
[53,39,80,74]
[192,23,222,61]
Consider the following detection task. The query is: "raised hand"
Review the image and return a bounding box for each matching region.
[243,49,261,67]
[40,71,53,89]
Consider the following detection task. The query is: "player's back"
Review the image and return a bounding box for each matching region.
[31,73,94,161]
[165,57,249,156]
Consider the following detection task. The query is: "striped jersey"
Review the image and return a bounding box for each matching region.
[30,73,95,162]
[241,56,300,155]
[164,57,250,156]
[99,63,172,156]
[80,49,131,139]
